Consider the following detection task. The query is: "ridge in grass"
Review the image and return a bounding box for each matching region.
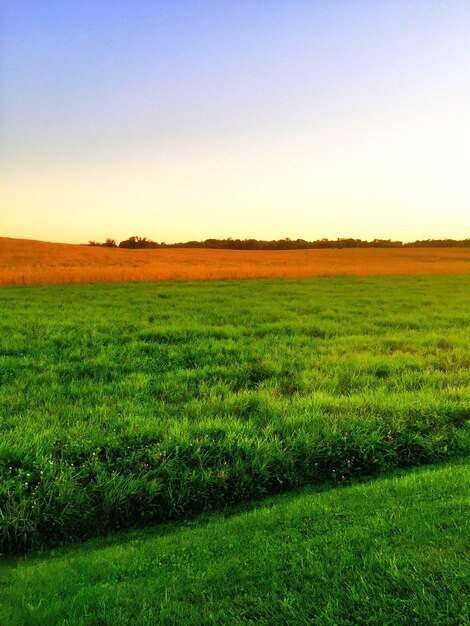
[1,459,469,625]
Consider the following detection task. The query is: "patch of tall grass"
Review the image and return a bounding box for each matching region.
[1,460,469,625]
[2,237,470,285]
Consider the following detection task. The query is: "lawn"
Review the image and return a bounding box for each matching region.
[1,459,468,625]
[1,275,469,552]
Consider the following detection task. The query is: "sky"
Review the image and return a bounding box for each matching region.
[1,1,470,244]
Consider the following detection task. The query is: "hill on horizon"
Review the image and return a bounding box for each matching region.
[0,236,469,286]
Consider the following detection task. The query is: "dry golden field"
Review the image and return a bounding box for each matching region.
[1,237,469,286]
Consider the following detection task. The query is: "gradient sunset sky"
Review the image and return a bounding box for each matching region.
[2,1,470,244]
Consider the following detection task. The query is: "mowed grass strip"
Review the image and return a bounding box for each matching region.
[1,460,469,626]
[0,275,469,552]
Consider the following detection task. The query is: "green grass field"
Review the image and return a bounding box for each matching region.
[1,275,469,553]
[1,460,468,625]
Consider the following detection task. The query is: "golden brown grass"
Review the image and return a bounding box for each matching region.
[1,237,469,286]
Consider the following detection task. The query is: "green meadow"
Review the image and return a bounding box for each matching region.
[0,275,469,554]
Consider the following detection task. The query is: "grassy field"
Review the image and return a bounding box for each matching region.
[1,275,468,553]
[1,459,468,625]
[1,237,470,285]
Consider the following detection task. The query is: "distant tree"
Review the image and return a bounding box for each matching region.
[119,236,160,249]
[87,238,117,247]
[87,235,470,250]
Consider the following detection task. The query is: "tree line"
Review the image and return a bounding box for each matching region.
[87,236,470,250]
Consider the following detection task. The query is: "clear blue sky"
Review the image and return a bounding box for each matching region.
[2,1,470,243]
